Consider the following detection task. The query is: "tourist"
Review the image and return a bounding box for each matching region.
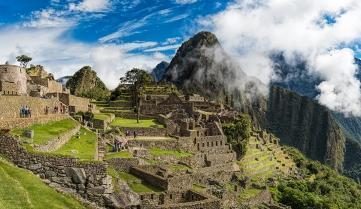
[20,106,24,118]
[133,131,137,139]
[28,107,32,118]
[24,106,29,118]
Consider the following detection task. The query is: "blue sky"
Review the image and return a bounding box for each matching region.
[0,0,227,56]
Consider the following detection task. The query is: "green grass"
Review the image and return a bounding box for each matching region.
[238,188,262,202]
[11,119,78,145]
[93,114,111,121]
[149,148,193,158]
[53,128,97,161]
[193,184,207,192]
[105,151,133,160]
[107,167,163,194]
[0,157,86,209]
[110,118,164,128]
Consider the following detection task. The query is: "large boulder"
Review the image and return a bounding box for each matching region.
[65,167,86,184]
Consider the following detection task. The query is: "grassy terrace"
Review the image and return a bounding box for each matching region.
[105,151,133,160]
[0,157,86,209]
[11,119,78,145]
[110,117,164,128]
[149,148,193,158]
[53,128,97,161]
[93,113,112,121]
[107,167,163,194]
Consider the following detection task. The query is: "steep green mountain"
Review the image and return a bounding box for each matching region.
[267,86,345,171]
[66,66,110,101]
[271,55,361,178]
[163,31,268,127]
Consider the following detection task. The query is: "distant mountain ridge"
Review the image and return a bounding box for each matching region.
[56,76,72,86]
[151,61,169,82]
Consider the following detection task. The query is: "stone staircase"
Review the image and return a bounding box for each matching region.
[97,135,106,161]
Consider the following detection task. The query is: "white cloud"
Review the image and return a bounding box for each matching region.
[0,24,168,89]
[69,0,111,12]
[163,14,189,23]
[144,44,181,52]
[313,49,361,116]
[201,0,361,116]
[175,0,197,5]
[24,8,73,28]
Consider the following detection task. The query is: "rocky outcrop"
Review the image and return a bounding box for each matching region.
[66,66,110,101]
[266,86,345,171]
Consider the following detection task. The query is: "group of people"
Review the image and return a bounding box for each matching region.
[125,130,137,139]
[19,106,32,118]
[44,105,67,115]
[113,136,129,152]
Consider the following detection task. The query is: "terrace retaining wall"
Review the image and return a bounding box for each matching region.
[35,124,81,152]
[0,135,118,208]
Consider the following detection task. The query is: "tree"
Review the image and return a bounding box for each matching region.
[119,68,154,86]
[16,55,32,68]
[119,68,154,123]
[223,114,252,159]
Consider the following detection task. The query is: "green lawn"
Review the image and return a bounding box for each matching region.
[105,151,133,160]
[149,148,193,158]
[110,118,164,128]
[0,157,86,209]
[93,114,111,121]
[11,119,78,145]
[107,167,162,194]
[53,128,97,161]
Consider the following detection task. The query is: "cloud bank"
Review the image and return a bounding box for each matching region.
[202,0,361,116]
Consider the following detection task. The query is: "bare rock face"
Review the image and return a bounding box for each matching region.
[112,179,140,208]
[65,167,86,184]
[267,86,345,171]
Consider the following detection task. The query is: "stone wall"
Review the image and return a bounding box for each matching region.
[107,158,141,172]
[0,80,19,95]
[119,127,168,137]
[141,190,220,209]
[129,166,192,192]
[0,135,116,207]
[127,139,179,150]
[35,124,80,152]
[0,64,27,95]
[47,93,90,113]
[69,95,90,112]
[129,166,168,189]
[0,95,64,119]
[0,115,69,130]
[47,80,63,93]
